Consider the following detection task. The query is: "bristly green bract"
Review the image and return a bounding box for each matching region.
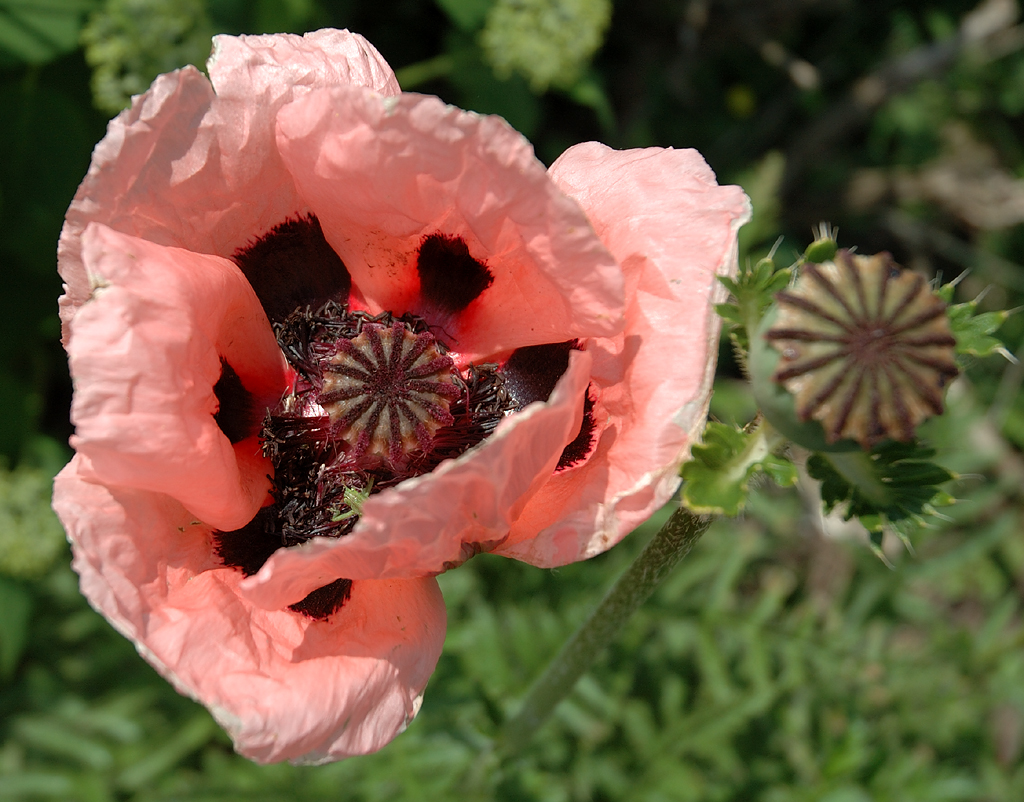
[808,441,956,561]
[716,256,793,353]
[682,422,796,517]
[938,282,1013,361]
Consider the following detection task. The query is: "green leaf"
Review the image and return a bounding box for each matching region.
[763,269,794,296]
[564,70,615,135]
[681,422,794,516]
[947,300,1010,358]
[395,53,455,89]
[13,716,114,770]
[0,774,76,797]
[116,713,218,790]
[806,441,955,551]
[0,0,94,66]
[0,576,31,678]
[444,41,541,137]
[762,454,799,487]
[714,302,744,325]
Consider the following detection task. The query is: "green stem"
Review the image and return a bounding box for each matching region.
[496,504,712,758]
[394,54,455,89]
[823,450,890,507]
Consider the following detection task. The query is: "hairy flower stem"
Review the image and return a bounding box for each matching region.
[496,504,712,758]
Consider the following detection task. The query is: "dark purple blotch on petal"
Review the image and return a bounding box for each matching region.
[416,233,493,315]
[289,578,353,619]
[556,385,597,471]
[502,341,575,408]
[213,512,355,621]
[233,215,351,324]
[502,342,598,471]
[213,359,260,444]
[212,509,280,577]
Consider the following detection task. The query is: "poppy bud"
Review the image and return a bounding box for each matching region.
[802,222,839,264]
[750,250,958,452]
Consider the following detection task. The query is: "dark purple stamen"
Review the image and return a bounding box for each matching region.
[215,218,605,617]
[502,341,597,469]
[215,303,522,619]
[212,513,354,621]
[213,509,280,577]
[556,385,598,471]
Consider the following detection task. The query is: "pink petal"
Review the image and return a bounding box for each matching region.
[53,456,446,764]
[59,67,217,341]
[495,143,751,566]
[240,350,593,609]
[208,29,400,101]
[275,86,624,360]
[59,29,399,342]
[68,224,287,531]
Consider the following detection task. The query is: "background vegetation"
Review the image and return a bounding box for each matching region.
[2,0,1023,799]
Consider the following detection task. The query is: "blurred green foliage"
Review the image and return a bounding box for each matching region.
[0,462,66,580]
[3,465,1024,800]
[2,0,1024,798]
[81,0,213,113]
[480,0,611,92]
[0,0,96,67]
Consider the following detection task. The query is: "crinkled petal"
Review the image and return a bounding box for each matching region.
[53,456,446,764]
[240,350,592,609]
[208,29,399,102]
[496,143,751,566]
[68,224,287,531]
[59,67,216,339]
[275,86,624,359]
[59,29,397,342]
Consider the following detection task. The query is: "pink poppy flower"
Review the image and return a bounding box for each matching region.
[53,29,750,764]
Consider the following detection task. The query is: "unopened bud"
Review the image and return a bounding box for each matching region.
[803,222,839,264]
[751,250,959,451]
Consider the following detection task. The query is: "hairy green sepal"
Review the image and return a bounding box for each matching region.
[681,422,796,516]
[807,442,955,556]
[938,283,1012,360]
